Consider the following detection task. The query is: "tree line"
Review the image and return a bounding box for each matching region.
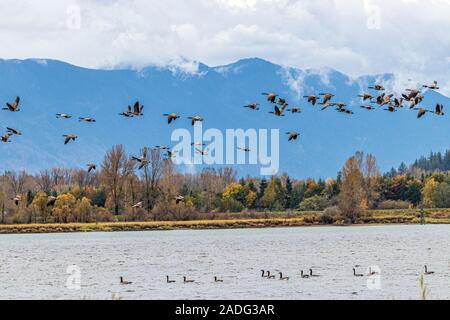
[1,145,450,225]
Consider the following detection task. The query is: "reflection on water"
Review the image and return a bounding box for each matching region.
[0,225,449,300]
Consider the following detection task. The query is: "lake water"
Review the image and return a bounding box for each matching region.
[0,225,449,300]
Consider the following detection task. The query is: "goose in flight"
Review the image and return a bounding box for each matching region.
[156,145,170,150]
[188,115,203,126]
[56,113,72,119]
[132,151,149,169]
[358,93,373,101]
[165,150,178,158]
[287,107,301,113]
[423,81,439,90]
[319,93,335,104]
[368,84,385,91]
[237,147,251,152]
[286,132,299,141]
[63,134,77,145]
[269,105,287,117]
[132,201,143,209]
[87,164,97,173]
[163,113,180,124]
[79,117,96,123]
[262,92,278,103]
[47,196,57,207]
[435,104,444,116]
[196,148,209,156]
[119,105,134,117]
[244,103,260,110]
[133,101,144,116]
[6,127,22,135]
[384,106,397,113]
[191,141,205,147]
[277,98,287,106]
[360,105,376,111]
[320,101,333,111]
[304,95,318,106]
[12,195,22,206]
[175,195,185,204]
[3,96,20,112]
[1,133,12,143]
[415,107,433,119]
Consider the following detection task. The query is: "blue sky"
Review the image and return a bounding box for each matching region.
[1,0,449,94]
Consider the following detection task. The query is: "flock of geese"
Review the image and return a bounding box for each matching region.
[117,265,436,286]
[1,80,446,195]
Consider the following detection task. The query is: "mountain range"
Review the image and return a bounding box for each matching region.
[0,57,449,178]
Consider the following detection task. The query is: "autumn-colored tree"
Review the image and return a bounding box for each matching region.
[32,192,50,223]
[262,178,286,210]
[339,156,364,223]
[101,145,134,215]
[422,178,438,208]
[52,193,76,223]
[75,197,93,223]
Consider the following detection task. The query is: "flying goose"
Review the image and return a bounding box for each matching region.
[360,105,376,110]
[384,106,397,113]
[120,277,132,285]
[277,98,287,106]
[78,117,96,123]
[423,81,439,90]
[286,132,299,141]
[3,96,20,112]
[304,95,318,106]
[287,107,301,113]
[269,105,287,116]
[262,92,278,103]
[195,148,208,156]
[119,105,134,117]
[63,134,77,145]
[175,195,185,204]
[12,195,22,206]
[435,104,444,116]
[320,101,333,111]
[6,127,22,135]
[165,150,178,158]
[244,103,260,110]
[155,145,170,150]
[368,84,385,91]
[132,150,149,169]
[163,113,180,124]
[415,107,433,119]
[237,147,251,152]
[56,113,72,119]
[358,93,373,101]
[47,196,57,207]
[188,115,203,126]
[133,101,144,116]
[191,141,205,147]
[319,93,335,104]
[132,201,143,209]
[87,164,97,173]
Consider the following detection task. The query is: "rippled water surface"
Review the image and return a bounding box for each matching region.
[0,225,449,300]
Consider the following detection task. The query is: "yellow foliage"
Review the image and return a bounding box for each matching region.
[422,178,438,208]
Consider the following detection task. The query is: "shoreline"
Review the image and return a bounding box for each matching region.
[1,216,450,235]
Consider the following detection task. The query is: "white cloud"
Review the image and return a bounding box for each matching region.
[0,0,450,93]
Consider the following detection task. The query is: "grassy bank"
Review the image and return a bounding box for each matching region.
[1,209,450,234]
